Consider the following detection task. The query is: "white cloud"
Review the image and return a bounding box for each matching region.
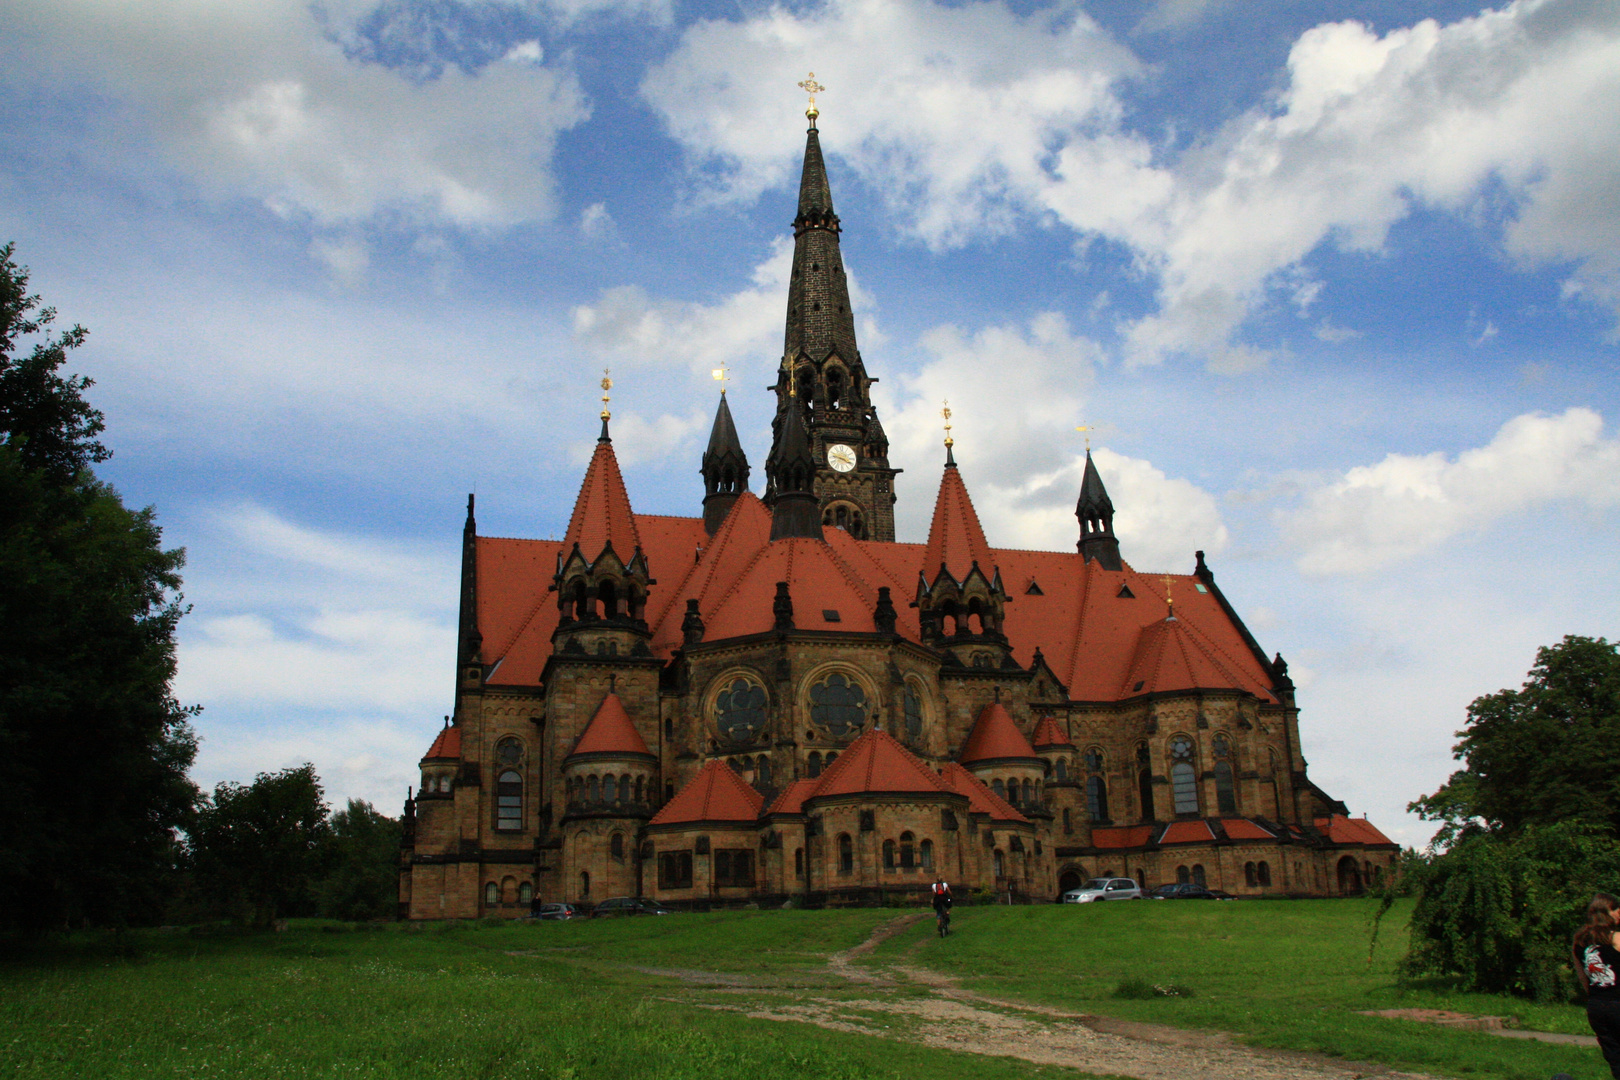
[309,234,370,286]
[6,0,591,227]
[1280,407,1620,574]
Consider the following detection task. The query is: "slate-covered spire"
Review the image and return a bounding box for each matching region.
[784,117,859,366]
[766,384,823,541]
[456,493,481,674]
[700,391,750,536]
[1076,449,1122,571]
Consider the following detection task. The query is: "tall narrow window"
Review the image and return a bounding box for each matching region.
[1136,743,1154,821]
[1213,735,1237,813]
[920,839,933,869]
[1245,861,1257,887]
[496,770,523,830]
[992,778,1006,800]
[1063,808,1072,834]
[1087,776,1109,821]
[587,775,599,804]
[579,871,590,899]
[904,686,924,742]
[899,832,915,869]
[1258,861,1271,887]
[602,774,617,803]
[610,833,624,859]
[756,756,772,788]
[485,881,499,906]
[882,839,896,869]
[838,834,853,875]
[1022,779,1033,807]
[1055,758,1068,781]
[1170,737,1198,814]
[1176,865,1189,884]
[993,849,1005,878]
[808,751,823,778]
[1192,864,1206,887]
[519,881,533,904]
[794,848,804,879]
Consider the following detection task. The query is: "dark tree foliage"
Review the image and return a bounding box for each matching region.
[314,799,402,921]
[1412,636,1620,844]
[191,765,330,928]
[0,243,199,932]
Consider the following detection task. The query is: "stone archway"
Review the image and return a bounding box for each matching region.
[1058,867,1085,896]
[1337,855,1363,895]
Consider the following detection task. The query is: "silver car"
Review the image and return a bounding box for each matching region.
[1061,877,1144,902]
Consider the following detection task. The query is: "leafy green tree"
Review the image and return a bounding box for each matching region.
[315,799,402,921]
[1412,636,1620,844]
[191,764,330,928]
[0,242,199,932]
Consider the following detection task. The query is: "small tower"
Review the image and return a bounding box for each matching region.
[700,389,749,536]
[766,380,825,541]
[1076,449,1123,571]
[915,426,1013,669]
[959,702,1048,817]
[562,691,660,901]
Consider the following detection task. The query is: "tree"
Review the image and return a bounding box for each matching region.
[0,242,199,932]
[191,764,330,928]
[314,800,402,921]
[1411,636,1620,844]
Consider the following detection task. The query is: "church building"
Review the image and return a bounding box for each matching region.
[398,101,1395,918]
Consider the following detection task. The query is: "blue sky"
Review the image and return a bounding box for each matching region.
[3,0,1617,846]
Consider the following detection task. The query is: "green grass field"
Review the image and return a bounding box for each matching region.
[0,900,1606,1080]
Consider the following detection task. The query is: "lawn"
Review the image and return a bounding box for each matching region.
[0,900,1606,1080]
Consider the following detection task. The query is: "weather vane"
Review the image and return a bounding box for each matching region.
[942,400,954,449]
[1162,575,1174,617]
[712,363,730,393]
[600,368,612,421]
[798,72,825,121]
[1076,423,1093,451]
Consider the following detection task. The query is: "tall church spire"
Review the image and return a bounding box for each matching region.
[701,390,749,536]
[1076,450,1122,571]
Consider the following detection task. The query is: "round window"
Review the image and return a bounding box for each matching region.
[810,673,867,737]
[715,677,768,743]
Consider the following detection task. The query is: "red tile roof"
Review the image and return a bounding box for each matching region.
[959,702,1038,764]
[1159,820,1215,845]
[567,692,653,759]
[809,729,957,799]
[649,761,765,826]
[1030,717,1071,748]
[422,724,461,761]
[1091,824,1155,849]
[1221,818,1275,840]
[1121,613,1255,699]
[764,778,821,816]
[563,435,641,562]
[921,460,994,584]
[938,762,1029,823]
[1315,815,1395,846]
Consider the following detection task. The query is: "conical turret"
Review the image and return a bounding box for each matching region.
[554,416,654,647]
[700,391,749,535]
[916,443,1009,660]
[766,383,823,541]
[1076,450,1122,571]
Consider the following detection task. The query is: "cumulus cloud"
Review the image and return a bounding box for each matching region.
[649,0,1620,365]
[1280,407,1620,575]
[5,0,591,227]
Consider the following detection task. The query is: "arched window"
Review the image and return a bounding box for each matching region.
[1055,758,1068,782]
[714,676,768,744]
[579,871,590,899]
[519,881,533,904]
[587,775,600,804]
[496,770,522,830]
[807,751,823,778]
[809,672,867,736]
[882,839,896,869]
[1192,864,1206,886]
[634,776,644,803]
[1136,743,1154,821]
[992,778,1006,800]
[610,833,624,859]
[900,832,915,869]
[1062,808,1072,834]
[1245,861,1257,887]
[794,848,804,879]
[1021,778,1034,807]
[903,686,924,742]
[1257,861,1272,887]
[1213,735,1237,813]
[1170,737,1198,814]
[756,756,771,788]
[1176,865,1190,884]
[602,775,617,803]
[484,881,499,906]
[838,834,853,875]
[993,849,1005,878]
[920,839,934,869]
[1087,776,1109,821]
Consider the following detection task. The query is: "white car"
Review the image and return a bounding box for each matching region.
[1061,877,1144,903]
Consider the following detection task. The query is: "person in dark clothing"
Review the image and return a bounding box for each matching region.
[931,877,952,937]
[1575,892,1620,1078]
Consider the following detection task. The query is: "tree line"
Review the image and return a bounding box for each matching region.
[0,242,397,932]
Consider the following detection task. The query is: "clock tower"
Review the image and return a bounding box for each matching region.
[764,103,900,542]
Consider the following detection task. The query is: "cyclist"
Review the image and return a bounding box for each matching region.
[931,877,953,937]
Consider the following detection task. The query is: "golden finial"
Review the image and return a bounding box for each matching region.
[798,72,825,121]
[712,363,730,394]
[599,368,612,421]
[942,400,954,449]
[1162,575,1175,618]
[1076,423,1093,452]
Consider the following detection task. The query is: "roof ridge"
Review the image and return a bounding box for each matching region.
[685,496,775,633]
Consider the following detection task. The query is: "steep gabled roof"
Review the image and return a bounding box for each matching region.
[959,702,1039,764]
[764,778,820,816]
[1121,613,1253,698]
[1030,717,1071,749]
[808,729,956,799]
[1315,815,1396,846]
[422,724,461,761]
[563,432,641,562]
[648,761,765,826]
[567,692,653,759]
[938,762,1029,823]
[921,458,994,584]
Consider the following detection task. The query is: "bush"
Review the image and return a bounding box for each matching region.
[1401,821,1620,1000]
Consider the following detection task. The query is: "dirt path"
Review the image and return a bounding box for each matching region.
[684,914,1441,1080]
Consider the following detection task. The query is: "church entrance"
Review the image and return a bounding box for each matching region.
[1058,868,1085,895]
[1337,856,1362,895]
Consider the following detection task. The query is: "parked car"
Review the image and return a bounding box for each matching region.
[1061,877,1143,903]
[590,896,674,918]
[532,903,588,920]
[1149,883,1220,900]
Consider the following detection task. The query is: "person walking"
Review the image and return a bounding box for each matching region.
[1575,892,1620,1078]
[931,877,952,937]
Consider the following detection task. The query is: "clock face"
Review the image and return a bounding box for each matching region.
[827,443,857,472]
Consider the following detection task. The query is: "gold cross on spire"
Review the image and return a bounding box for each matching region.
[1162,575,1175,617]
[798,72,824,120]
[1076,423,1094,451]
[712,362,730,394]
[942,400,954,448]
[599,368,612,421]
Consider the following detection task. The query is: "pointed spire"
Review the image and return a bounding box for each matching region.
[960,702,1039,765]
[782,116,859,369]
[1076,449,1122,572]
[563,430,642,563]
[456,494,481,672]
[700,391,750,536]
[766,384,824,541]
[922,453,994,585]
[568,692,654,759]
